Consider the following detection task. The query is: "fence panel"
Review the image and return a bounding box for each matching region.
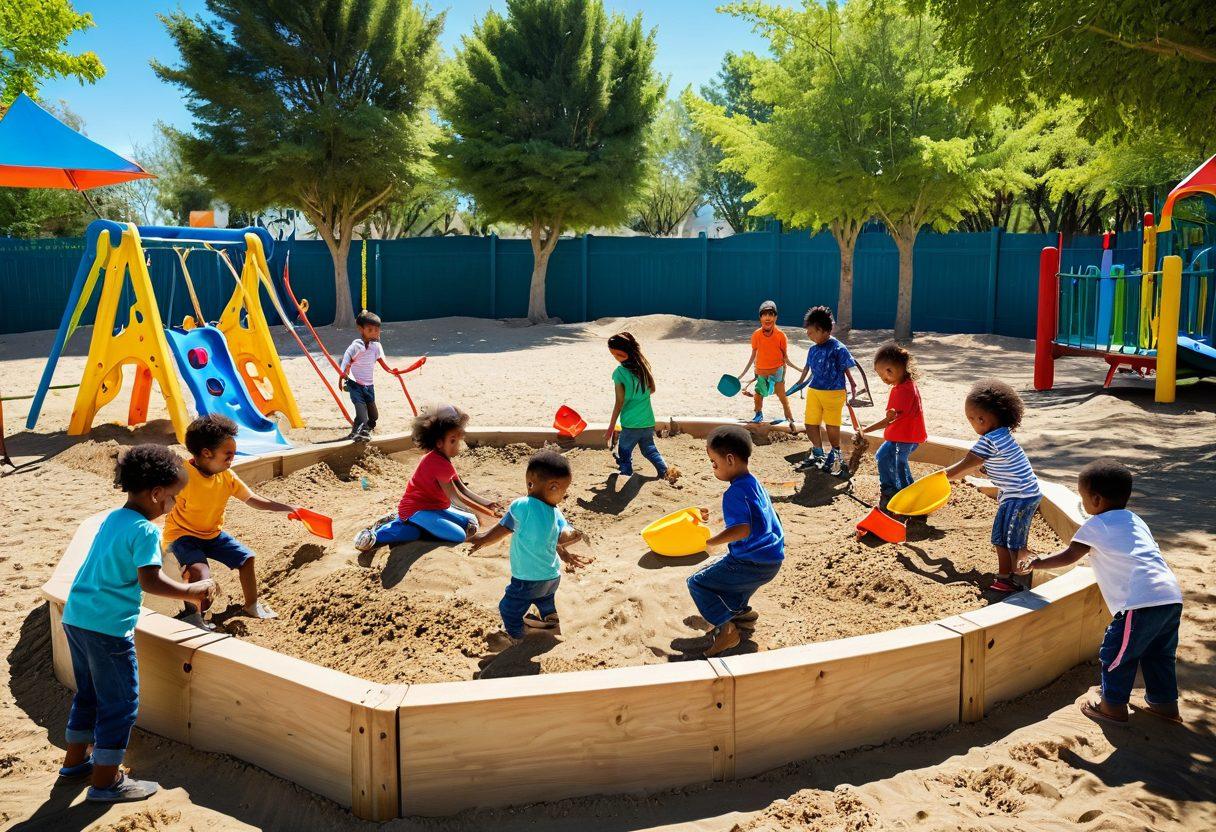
[852,232,899,330]
[587,236,704,321]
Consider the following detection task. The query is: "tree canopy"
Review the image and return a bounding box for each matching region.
[0,0,104,106]
[630,99,703,237]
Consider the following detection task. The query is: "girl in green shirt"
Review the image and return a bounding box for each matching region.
[605,332,680,482]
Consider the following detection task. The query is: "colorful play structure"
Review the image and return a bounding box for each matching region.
[1035,154,1216,402]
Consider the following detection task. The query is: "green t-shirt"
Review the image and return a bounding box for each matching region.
[612,364,656,429]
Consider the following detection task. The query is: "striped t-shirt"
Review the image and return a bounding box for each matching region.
[970,426,1040,500]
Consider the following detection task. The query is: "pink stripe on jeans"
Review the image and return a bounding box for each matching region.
[1107,609,1134,671]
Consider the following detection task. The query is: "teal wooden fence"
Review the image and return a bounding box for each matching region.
[0,226,1140,337]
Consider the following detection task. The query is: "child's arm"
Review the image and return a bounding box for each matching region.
[698,507,749,548]
[243,492,299,514]
[739,348,757,378]
[944,452,985,481]
[606,383,625,446]
[469,522,512,552]
[139,565,214,603]
[557,543,594,570]
[448,478,503,518]
[862,408,897,434]
[1016,541,1090,574]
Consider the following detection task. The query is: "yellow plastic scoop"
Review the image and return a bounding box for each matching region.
[642,507,711,557]
[886,470,951,516]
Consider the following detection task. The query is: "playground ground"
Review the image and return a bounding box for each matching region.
[1,314,1213,831]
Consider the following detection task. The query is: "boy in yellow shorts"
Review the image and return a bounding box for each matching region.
[791,306,857,476]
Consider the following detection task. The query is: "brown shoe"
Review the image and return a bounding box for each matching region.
[704,622,741,657]
[731,607,759,631]
[486,631,523,652]
[524,612,560,631]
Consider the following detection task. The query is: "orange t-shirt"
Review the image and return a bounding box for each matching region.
[751,327,788,373]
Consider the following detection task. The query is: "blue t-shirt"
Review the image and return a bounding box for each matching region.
[62,507,162,639]
[970,426,1040,501]
[722,473,784,564]
[500,496,569,581]
[805,337,855,390]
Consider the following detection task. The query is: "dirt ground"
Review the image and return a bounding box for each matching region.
[1,314,1213,831]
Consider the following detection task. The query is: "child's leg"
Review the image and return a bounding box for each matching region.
[875,441,898,498]
[997,496,1042,583]
[774,377,794,422]
[752,389,763,416]
[349,396,369,435]
[1096,611,1142,718]
[895,442,918,490]
[687,556,781,628]
[181,561,212,613]
[615,429,642,476]
[373,517,424,546]
[994,545,1014,576]
[67,627,140,790]
[825,424,841,451]
[499,578,533,639]
[365,398,379,432]
[532,578,561,620]
[62,624,98,769]
[636,429,669,477]
[409,508,478,542]
[806,424,822,449]
[205,533,258,606]
[1138,603,1183,716]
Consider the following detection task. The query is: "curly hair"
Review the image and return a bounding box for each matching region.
[707,424,753,461]
[412,403,469,450]
[873,341,921,381]
[966,379,1025,430]
[526,450,571,481]
[1078,459,1133,507]
[803,305,834,332]
[184,414,238,456]
[115,444,185,493]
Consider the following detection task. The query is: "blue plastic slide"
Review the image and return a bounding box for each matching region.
[164,325,292,457]
[1177,337,1216,377]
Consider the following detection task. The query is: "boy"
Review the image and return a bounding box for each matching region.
[791,306,857,476]
[59,445,213,802]
[340,310,385,441]
[688,425,785,657]
[470,450,592,651]
[165,415,299,628]
[1018,460,1183,725]
[737,300,795,425]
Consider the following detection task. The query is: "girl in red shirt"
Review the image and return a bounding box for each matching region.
[354,404,502,551]
[860,343,928,512]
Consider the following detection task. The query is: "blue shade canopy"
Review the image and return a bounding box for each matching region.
[0,93,152,190]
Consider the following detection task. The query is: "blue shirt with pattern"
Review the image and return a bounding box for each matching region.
[805,337,855,390]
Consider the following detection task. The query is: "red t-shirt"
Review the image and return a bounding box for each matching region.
[397,450,458,519]
[884,379,928,443]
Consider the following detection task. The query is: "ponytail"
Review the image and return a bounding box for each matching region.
[608,332,656,393]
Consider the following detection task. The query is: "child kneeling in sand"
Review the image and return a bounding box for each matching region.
[355,404,503,551]
[688,425,785,657]
[470,450,592,651]
[166,415,299,628]
[1017,460,1184,725]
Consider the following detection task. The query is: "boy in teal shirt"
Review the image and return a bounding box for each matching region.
[471,451,592,650]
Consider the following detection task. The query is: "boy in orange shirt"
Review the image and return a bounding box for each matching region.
[737,300,795,424]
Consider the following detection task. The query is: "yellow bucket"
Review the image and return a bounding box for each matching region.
[887,470,951,516]
[642,507,711,556]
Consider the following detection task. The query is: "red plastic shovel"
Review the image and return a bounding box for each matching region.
[289,508,334,540]
[554,405,587,438]
[855,507,906,544]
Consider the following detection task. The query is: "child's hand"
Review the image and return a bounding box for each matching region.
[699,507,710,523]
[558,546,594,571]
[1015,554,1038,574]
[486,500,505,517]
[187,579,216,603]
[338,377,346,391]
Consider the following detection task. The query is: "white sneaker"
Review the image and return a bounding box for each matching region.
[353,528,377,552]
[244,601,278,619]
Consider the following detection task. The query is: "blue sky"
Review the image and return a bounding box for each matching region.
[39,0,769,157]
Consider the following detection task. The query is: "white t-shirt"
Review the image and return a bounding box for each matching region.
[1072,509,1182,615]
[340,338,384,386]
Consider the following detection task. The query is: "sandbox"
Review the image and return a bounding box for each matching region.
[41,421,1109,820]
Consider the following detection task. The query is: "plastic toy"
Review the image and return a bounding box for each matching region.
[289,508,334,540]
[855,507,906,543]
[717,374,741,396]
[641,508,711,557]
[886,471,951,516]
[553,405,587,438]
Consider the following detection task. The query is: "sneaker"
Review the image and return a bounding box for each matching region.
[750,412,765,423]
[353,528,377,552]
[835,459,852,480]
[175,610,215,632]
[793,456,816,472]
[243,601,278,620]
[86,773,159,803]
[731,607,759,631]
[58,755,93,780]
[704,622,741,657]
[523,613,560,630]
[825,449,841,472]
[989,577,1020,594]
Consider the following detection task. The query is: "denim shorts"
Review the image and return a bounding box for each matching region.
[170,531,255,570]
[346,380,375,404]
[990,495,1042,549]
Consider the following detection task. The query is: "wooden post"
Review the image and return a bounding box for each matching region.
[937,616,985,722]
[1155,255,1182,402]
[985,226,1002,333]
[351,686,407,821]
[707,658,735,781]
[1033,246,1060,391]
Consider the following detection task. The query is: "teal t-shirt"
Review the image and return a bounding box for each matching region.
[62,507,162,639]
[500,496,569,581]
[612,364,656,429]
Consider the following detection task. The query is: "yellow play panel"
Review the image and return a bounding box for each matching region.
[642,507,711,557]
[886,470,951,516]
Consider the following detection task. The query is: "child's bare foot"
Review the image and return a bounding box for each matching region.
[486,631,523,652]
[704,621,741,657]
[664,467,682,483]
[1079,691,1128,724]
[243,601,278,620]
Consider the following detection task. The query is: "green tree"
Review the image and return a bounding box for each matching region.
[0,0,104,106]
[438,0,663,323]
[631,99,703,237]
[155,0,443,327]
[156,124,216,226]
[365,169,458,239]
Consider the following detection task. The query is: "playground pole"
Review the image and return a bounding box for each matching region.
[1034,246,1060,391]
[1155,255,1182,403]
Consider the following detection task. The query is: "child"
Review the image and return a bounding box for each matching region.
[165,415,299,627]
[604,332,679,482]
[354,404,502,551]
[470,450,592,650]
[944,379,1041,594]
[860,342,928,510]
[59,445,214,803]
[687,425,785,657]
[1017,460,1183,725]
[339,310,385,441]
[791,306,857,476]
[737,300,795,425]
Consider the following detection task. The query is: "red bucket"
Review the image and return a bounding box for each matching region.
[553,405,587,438]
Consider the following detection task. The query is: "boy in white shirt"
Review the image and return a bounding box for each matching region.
[339,310,386,441]
[1018,460,1183,725]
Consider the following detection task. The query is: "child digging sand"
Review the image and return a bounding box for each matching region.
[470,450,592,651]
[687,425,785,657]
[860,342,927,512]
[604,331,679,482]
[737,300,796,425]
[59,445,214,802]
[166,415,299,628]
[355,404,502,551]
[791,306,858,477]
[945,379,1041,594]
[1017,460,1183,725]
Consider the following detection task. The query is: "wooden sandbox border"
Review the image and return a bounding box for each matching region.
[42,420,1109,819]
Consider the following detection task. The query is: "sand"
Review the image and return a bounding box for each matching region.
[1,314,1213,831]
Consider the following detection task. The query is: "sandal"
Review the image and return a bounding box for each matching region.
[1133,703,1184,725]
[989,577,1019,594]
[1080,698,1128,725]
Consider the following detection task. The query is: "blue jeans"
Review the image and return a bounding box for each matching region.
[990,495,1042,549]
[346,381,378,433]
[1099,603,1182,706]
[875,441,918,494]
[616,427,667,477]
[373,508,476,545]
[687,555,782,628]
[63,624,139,766]
[500,576,561,638]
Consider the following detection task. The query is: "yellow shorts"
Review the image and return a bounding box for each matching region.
[804,388,847,427]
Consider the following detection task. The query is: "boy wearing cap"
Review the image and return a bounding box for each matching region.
[737,300,796,425]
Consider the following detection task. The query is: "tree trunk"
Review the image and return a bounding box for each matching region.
[528,220,562,324]
[893,223,916,342]
[830,220,860,339]
[330,236,356,328]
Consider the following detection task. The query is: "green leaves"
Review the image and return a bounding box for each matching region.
[0,0,104,106]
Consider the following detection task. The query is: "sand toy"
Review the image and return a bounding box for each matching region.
[855,507,907,543]
[554,405,587,438]
[289,508,334,540]
[642,507,711,557]
[887,471,951,516]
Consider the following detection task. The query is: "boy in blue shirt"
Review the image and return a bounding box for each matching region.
[58,445,213,803]
[688,425,785,657]
[471,450,591,651]
[790,306,858,477]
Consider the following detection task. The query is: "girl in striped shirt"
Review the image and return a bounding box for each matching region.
[945,379,1041,594]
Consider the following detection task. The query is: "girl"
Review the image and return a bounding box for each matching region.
[860,343,928,511]
[354,404,502,551]
[604,332,679,482]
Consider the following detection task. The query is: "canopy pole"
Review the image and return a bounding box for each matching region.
[65,170,102,218]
